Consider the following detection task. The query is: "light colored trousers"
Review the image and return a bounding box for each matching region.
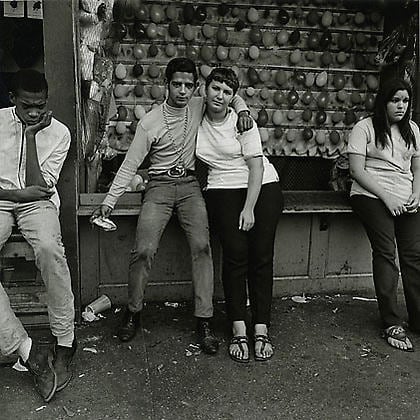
[128,176,214,318]
[0,200,74,355]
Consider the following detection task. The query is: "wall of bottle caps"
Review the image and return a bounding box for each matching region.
[105,0,383,160]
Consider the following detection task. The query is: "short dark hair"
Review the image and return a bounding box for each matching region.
[165,58,198,84]
[205,67,239,95]
[11,69,48,96]
[373,78,415,149]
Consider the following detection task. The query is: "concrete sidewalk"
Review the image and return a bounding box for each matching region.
[2,294,420,419]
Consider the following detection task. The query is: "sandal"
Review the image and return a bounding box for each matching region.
[254,334,274,361]
[229,336,250,363]
[383,325,414,352]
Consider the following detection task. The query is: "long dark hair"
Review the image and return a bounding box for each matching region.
[372,78,416,149]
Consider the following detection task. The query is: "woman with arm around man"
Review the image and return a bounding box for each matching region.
[196,68,283,362]
[348,78,420,352]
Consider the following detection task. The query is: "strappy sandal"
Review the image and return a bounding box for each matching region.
[382,325,414,352]
[254,334,274,361]
[229,336,250,363]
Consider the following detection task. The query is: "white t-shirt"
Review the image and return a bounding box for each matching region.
[347,117,420,204]
[196,109,279,189]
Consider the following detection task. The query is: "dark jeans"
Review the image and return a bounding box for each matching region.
[351,195,420,330]
[128,175,214,318]
[205,182,283,325]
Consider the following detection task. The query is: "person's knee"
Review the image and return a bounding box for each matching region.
[130,246,156,267]
[191,240,211,259]
[372,240,396,260]
[35,235,65,260]
[399,246,420,264]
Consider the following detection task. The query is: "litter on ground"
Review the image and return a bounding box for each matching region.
[291,295,310,303]
[352,296,377,302]
[12,359,28,372]
[83,347,98,354]
[164,302,179,308]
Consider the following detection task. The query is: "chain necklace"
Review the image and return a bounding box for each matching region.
[162,102,189,168]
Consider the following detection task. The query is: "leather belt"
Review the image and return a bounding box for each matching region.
[151,167,195,179]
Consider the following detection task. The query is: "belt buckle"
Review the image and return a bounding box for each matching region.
[167,166,186,178]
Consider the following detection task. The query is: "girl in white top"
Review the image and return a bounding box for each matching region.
[197,68,283,363]
[348,78,420,352]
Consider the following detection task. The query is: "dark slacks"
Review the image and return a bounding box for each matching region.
[351,195,420,330]
[205,182,283,325]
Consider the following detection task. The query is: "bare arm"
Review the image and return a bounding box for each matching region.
[239,156,264,231]
[230,95,253,133]
[349,153,406,216]
[405,157,420,212]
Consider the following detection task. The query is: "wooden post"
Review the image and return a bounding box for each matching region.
[43,0,81,320]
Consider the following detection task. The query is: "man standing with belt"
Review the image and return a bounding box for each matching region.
[91,58,251,354]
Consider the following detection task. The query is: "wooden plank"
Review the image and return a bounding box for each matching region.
[98,273,377,304]
[1,242,35,260]
[308,214,330,280]
[43,0,81,320]
[79,218,100,304]
[274,214,311,277]
[78,191,353,216]
[272,274,375,297]
[98,281,193,304]
[79,192,142,206]
[16,314,49,328]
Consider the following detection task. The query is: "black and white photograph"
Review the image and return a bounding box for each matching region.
[0,0,419,418]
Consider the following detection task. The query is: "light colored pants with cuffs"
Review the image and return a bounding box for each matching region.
[0,200,74,355]
[128,176,214,318]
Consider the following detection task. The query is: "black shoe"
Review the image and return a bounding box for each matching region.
[21,342,57,403]
[53,338,77,392]
[196,319,219,355]
[117,308,141,342]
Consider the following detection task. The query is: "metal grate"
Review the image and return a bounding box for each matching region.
[269,157,335,191]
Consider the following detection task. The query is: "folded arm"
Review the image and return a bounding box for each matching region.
[349,153,406,216]
[0,186,53,202]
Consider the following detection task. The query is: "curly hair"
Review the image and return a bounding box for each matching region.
[165,57,198,84]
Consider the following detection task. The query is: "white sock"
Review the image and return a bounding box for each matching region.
[18,337,32,362]
[57,331,75,348]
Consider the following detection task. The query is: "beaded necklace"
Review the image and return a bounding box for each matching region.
[162,102,189,169]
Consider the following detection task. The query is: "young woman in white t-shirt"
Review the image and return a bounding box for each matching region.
[348,78,420,352]
[196,68,283,362]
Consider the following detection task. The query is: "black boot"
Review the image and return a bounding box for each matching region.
[117,308,141,342]
[196,318,219,355]
[53,338,77,392]
[21,342,57,403]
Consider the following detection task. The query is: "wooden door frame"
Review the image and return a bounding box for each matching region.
[43,0,82,320]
